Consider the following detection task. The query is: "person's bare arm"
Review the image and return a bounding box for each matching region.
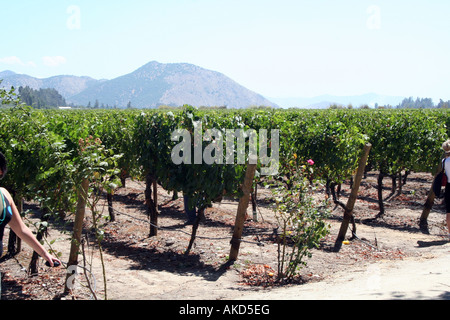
[2,187,60,266]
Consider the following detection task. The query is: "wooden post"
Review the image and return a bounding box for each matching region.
[229,156,257,262]
[145,174,158,237]
[65,178,89,293]
[251,184,258,222]
[334,143,372,252]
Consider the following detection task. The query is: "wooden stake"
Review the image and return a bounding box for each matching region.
[334,143,372,252]
[229,156,257,261]
[65,178,89,293]
[145,174,158,237]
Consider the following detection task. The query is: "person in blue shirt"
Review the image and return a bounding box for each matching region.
[0,152,60,267]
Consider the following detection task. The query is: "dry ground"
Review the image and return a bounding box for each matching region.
[1,171,449,300]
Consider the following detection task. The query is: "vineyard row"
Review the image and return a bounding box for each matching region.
[0,106,448,218]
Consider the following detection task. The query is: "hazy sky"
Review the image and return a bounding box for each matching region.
[1,0,449,101]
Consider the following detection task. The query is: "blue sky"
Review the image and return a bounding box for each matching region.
[1,0,450,102]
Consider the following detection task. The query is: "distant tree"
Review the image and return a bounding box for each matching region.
[437,99,450,108]
[328,104,344,109]
[17,86,66,109]
[396,97,434,109]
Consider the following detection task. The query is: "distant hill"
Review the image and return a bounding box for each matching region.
[0,62,278,109]
[0,70,102,99]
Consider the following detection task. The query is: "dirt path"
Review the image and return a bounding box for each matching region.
[239,250,450,300]
[1,172,449,300]
[239,232,450,300]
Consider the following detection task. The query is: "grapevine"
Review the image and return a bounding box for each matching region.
[0,102,449,298]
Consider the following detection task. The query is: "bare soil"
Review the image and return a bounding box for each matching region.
[1,171,449,300]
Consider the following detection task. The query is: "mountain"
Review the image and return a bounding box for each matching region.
[0,62,277,109]
[0,70,17,78]
[69,61,277,108]
[0,70,103,99]
[270,93,406,109]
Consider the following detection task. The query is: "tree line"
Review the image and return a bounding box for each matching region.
[3,79,450,110]
[17,86,66,109]
[394,97,450,109]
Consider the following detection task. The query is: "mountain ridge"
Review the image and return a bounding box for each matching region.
[0,61,277,109]
[1,63,408,109]
[0,70,103,99]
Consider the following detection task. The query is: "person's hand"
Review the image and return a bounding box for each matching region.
[43,253,61,267]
